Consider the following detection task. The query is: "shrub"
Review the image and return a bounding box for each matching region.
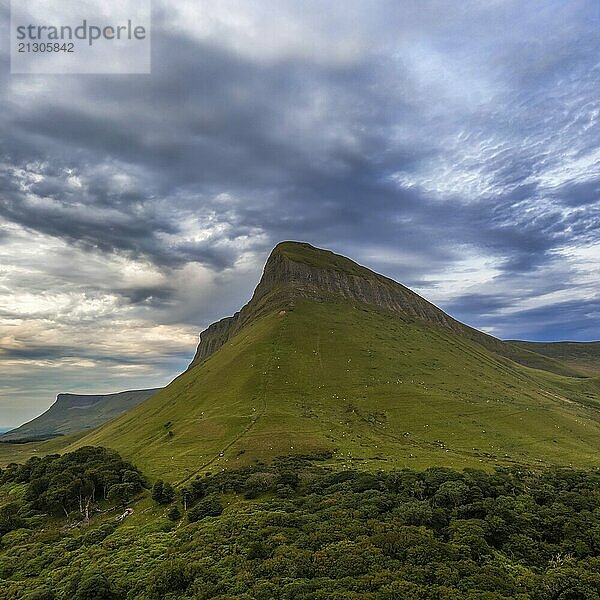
[23,588,55,600]
[150,560,193,599]
[168,506,182,521]
[0,502,26,536]
[188,495,223,522]
[244,472,276,499]
[82,524,115,546]
[75,572,113,600]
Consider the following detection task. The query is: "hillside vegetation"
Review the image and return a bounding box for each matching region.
[2,449,600,599]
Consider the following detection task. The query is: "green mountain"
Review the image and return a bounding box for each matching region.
[511,340,600,377]
[0,389,161,442]
[188,243,583,378]
[65,242,599,480]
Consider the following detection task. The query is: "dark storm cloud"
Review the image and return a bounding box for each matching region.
[1,344,190,365]
[2,11,597,277]
[444,293,511,318]
[115,285,177,307]
[512,298,600,342]
[552,181,600,208]
[0,345,76,361]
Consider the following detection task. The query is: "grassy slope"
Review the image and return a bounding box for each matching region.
[66,300,600,480]
[511,340,600,377]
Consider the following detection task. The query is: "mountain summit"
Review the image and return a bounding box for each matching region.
[69,242,600,479]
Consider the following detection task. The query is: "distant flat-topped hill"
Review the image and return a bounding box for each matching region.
[0,388,161,442]
[62,242,599,479]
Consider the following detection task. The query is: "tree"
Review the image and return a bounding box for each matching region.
[244,472,276,499]
[433,480,470,508]
[152,480,175,504]
[122,469,144,488]
[152,480,164,503]
[449,520,491,561]
[11,447,145,520]
[161,482,175,504]
[182,478,205,510]
[0,502,26,535]
[106,483,137,505]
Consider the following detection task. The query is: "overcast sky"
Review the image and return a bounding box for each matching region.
[0,0,599,427]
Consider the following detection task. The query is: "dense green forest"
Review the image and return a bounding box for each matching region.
[1,448,600,599]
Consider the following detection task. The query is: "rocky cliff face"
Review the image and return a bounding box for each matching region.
[190,315,241,366]
[249,247,461,328]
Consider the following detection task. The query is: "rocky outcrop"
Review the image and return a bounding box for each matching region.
[251,248,457,326]
[190,314,240,366]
